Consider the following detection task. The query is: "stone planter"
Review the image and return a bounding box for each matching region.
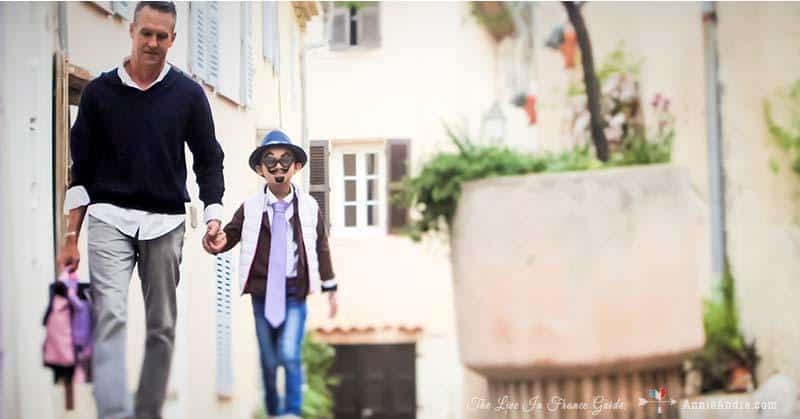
[451,164,706,418]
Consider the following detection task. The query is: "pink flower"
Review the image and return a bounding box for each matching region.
[651,93,663,108]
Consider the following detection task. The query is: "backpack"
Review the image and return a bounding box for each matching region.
[42,271,93,410]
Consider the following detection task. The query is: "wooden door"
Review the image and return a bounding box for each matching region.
[331,343,416,419]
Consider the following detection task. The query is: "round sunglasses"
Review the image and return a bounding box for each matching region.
[262,153,295,170]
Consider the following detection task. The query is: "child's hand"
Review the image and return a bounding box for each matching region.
[327,291,338,319]
[203,222,227,255]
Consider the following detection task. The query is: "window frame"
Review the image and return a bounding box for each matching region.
[331,143,386,236]
[328,4,381,51]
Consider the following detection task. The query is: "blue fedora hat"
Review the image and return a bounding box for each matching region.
[249,129,308,171]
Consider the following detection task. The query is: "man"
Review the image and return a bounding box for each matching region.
[56,2,225,418]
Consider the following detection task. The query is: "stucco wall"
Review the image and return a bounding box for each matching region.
[0,3,59,419]
[717,2,800,386]
[306,2,497,165]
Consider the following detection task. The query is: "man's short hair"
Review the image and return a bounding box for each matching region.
[134,1,177,26]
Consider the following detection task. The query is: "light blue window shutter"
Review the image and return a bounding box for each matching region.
[190,2,208,81]
[262,2,280,76]
[92,1,113,14]
[214,254,234,398]
[241,2,254,107]
[262,2,275,60]
[111,1,133,20]
[207,1,220,87]
[272,9,280,77]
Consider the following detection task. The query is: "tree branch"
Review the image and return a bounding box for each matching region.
[563,1,609,161]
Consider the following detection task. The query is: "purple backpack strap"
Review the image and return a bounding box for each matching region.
[61,272,92,350]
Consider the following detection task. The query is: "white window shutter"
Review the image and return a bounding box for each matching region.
[358,6,381,48]
[111,1,133,20]
[190,2,208,81]
[329,7,350,50]
[214,254,234,398]
[289,29,297,108]
[240,2,254,107]
[207,1,220,87]
[262,3,273,60]
[262,2,280,76]
[92,1,113,14]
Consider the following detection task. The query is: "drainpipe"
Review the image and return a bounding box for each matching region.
[702,2,727,280]
[300,5,327,189]
[58,1,68,54]
[301,41,325,150]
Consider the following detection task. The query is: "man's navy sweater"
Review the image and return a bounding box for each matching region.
[69,67,225,214]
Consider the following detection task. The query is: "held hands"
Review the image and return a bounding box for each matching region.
[202,220,227,255]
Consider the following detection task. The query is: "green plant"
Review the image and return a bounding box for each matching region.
[565,45,661,164]
[689,262,759,393]
[301,332,340,419]
[400,124,671,240]
[567,44,642,97]
[251,332,339,419]
[764,80,800,176]
[334,1,370,11]
[470,2,515,42]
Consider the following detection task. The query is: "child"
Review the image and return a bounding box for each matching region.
[205,129,338,419]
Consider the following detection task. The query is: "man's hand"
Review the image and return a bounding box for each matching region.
[328,291,338,319]
[57,234,80,273]
[202,220,227,254]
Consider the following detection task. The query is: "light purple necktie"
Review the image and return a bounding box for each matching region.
[265,199,290,327]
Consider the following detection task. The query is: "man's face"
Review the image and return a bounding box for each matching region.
[257,146,302,185]
[129,6,176,67]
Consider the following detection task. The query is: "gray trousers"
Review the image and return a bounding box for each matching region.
[87,216,185,419]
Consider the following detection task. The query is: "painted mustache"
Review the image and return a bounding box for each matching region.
[268,168,287,183]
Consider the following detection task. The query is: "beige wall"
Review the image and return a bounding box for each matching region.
[717,2,800,386]
[306,2,497,166]
[56,2,308,419]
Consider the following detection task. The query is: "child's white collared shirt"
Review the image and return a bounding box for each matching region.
[264,186,299,277]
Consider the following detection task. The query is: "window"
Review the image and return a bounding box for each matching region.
[331,144,385,234]
[340,151,380,229]
[307,140,409,235]
[329,4,380,50]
